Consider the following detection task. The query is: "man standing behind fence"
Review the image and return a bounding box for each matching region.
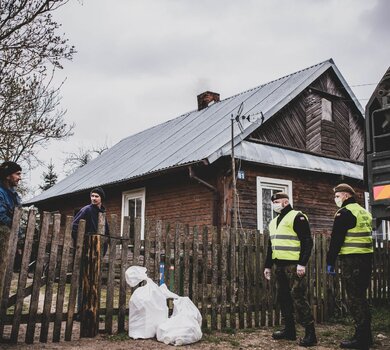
[0,161,22,303]
[326,183,373,350]
[72,187,110,319]
[263,192,317,347]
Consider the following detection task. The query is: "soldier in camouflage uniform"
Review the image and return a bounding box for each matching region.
[264,192,317,347]
[326,183,373,350]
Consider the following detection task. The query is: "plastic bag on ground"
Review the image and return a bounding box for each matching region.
[156,312,202,346]
[125,266,168,339]
[171,296,202,326]
[156,296,203,346]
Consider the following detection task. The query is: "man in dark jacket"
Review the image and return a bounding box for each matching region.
[0,161,22,302]
[263,192,317,347]
[72,187,109,242]
[326,183,373,350]
[72,187,110,317]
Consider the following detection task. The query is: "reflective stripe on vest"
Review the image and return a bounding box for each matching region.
[269,210,303,260]
[339,203,373,255]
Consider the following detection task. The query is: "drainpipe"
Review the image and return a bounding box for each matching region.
[188,166,220,229]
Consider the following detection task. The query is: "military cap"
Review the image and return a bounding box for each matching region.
[333,183,356,195]
[271,192,289,201]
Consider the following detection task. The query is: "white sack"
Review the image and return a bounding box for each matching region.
[159,283,180,299]
[156,296,203,346]
[156,313,202,346]
[172,296,202,327]
[128,277,168,339]
[125,266,147,287]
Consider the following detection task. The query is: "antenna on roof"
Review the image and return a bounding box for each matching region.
[230,103,263,230]
[234,102,246,133]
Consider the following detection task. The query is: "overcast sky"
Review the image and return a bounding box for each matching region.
[26,0,390,194]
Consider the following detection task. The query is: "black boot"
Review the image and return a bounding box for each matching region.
[340,324,371,349]
[299,323,317,347]
[272,318,296,340]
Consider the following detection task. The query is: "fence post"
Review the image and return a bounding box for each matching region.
[80,213,105,338]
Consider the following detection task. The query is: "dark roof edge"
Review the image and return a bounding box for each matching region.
[24,159,207,206]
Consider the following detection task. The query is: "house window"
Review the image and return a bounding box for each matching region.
[321,98,333,121]
[256,177,293,233]
[122,188,145,240]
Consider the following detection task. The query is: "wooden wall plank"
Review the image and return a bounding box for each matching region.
[201,226,208,329]
[64,219,86,341]
[40,213,61,343]
[192,226,199,306]
[25,212,51,344]
[0,208,22,337]
[211,227,218,330]
[105,214,118,334]
[183,225,190,297]
[220,228,227,329]
[53,216,73,342]
[117,217,130,333]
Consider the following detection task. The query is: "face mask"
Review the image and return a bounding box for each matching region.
[335,198,343,208]
[272,203,283,213]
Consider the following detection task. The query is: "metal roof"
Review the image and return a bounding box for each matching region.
[27,58,363,204]
[227,141,363,180]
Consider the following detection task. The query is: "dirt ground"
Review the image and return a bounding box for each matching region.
[0,323,389,350]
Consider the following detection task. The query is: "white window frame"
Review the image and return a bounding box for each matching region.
[256,177,293,232]
[121,188,146,239]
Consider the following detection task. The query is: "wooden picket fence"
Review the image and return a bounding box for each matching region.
[0,208,389,344]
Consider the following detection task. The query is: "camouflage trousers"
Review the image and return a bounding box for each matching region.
[340,254,372,328]
[275,264,314,326]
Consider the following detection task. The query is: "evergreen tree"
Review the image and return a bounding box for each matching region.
[40,160,58,191]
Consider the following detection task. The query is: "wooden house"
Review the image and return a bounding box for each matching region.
[26,59,365,237]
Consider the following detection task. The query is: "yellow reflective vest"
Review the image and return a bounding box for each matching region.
[339,203,373,255]
[269,210,303,260]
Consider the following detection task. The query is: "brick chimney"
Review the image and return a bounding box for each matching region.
[197,91,220,111]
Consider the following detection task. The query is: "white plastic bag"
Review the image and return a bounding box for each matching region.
[156,296,202,346]
[156,312,202,346]
[159,283,179,299]
[125,266,168,339]
[171,296,202,326]
[125,266,147,287]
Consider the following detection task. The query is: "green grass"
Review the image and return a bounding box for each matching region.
[105,332,130,341]
[371,303,390,333]
[221,327,236,335]
[202,334,222,344]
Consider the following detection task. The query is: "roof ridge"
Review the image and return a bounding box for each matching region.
[122,59,334,140]
[218,58,333,103]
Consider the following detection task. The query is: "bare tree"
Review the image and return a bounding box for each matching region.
[63,143,109,174]
[0,0,76,166]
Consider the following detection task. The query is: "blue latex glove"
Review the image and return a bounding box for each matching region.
[327,265,336,276]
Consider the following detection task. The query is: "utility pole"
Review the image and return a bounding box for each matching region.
[231,117,238,229]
